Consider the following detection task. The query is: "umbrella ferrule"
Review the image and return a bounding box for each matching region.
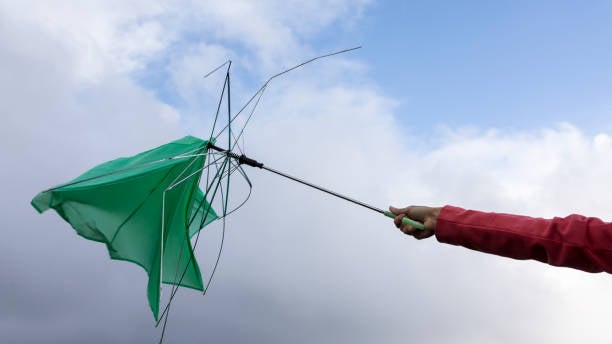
[237,154,263,168]
[207,143,263,168]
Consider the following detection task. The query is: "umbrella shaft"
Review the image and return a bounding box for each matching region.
[208,143,387,215]
[261,165,385,215]
[262,166,424,230]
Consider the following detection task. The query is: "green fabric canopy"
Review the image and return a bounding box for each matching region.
[31,136,218,320]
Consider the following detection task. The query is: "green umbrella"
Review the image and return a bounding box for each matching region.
[31,135,220,320]
[30,48,424,341]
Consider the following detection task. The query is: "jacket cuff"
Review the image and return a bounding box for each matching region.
[435,205,467,245]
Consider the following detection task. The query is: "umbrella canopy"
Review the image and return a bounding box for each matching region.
[31,136,218,320]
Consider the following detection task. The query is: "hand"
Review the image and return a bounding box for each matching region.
[388,205,441,240]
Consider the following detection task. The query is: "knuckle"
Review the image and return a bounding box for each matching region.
[401,225,414,234]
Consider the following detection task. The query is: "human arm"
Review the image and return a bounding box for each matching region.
[389,205,612,273]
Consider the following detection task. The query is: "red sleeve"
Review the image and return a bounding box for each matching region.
[435,205,612,273]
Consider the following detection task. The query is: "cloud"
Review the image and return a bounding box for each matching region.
[416,124,612,218]
[0,0,370,81]
[1,1,611,344]
[232,117,612,344]
[0,0,171,80]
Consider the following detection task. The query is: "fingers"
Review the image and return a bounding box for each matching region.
[390,205,436,240]
[390,205,420,235]
[390,205,427,222]
[412,228,434,240]
[389,205,410,216]
[393,214,419,236]
[393,213,404,228]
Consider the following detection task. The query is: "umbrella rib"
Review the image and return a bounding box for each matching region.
[202,60,231,79]
[185,154,227,229]
[109,167,178,245]
[229,84,267,153]
[204,203,226,295]
[165,153,227,291]
[157,146,225,331]
[42,150,208,192]
[156,156,230,327]
[160,153,211,292]
[218,163,253,219]
[213,47,361,142]
[158,187,168,343]
[208,65,230,142]
[166,154,226,191]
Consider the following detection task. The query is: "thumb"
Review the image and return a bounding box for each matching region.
[389,205,410,215]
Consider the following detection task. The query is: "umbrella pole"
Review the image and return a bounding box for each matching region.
[208,144,424,230]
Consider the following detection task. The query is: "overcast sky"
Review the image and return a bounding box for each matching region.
[2,1,612,343]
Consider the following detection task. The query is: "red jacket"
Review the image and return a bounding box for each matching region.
[436,205,612,273]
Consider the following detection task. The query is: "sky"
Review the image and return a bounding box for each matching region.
[2,1,612,343]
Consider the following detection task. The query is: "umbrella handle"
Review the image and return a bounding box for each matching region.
[383,211,425,230]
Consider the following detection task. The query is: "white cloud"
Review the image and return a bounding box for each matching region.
[0,0,370,81]
[415,124,612,218]
[240,110,612,343]
[1,0,171,80]
[1,1,611,343]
